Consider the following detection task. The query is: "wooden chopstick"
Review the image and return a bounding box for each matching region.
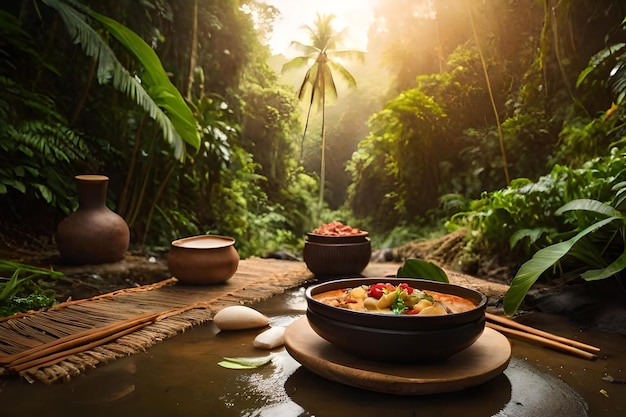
[2,300,215,373]
[486,312,600,360]
[11,322,150,373]
[486,322,597,360]
[0,311,161,366]
[486,312,600,353]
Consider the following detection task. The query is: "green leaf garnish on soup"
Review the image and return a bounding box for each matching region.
[390,289,407,314]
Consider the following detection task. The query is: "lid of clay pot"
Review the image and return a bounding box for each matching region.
[75,174,109,182]
[172,235,235,249]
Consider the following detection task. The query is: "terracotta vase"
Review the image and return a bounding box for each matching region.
[56,175,130,265]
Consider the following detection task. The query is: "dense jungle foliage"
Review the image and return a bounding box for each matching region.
[1,0,316,258]
[2,0,626,311]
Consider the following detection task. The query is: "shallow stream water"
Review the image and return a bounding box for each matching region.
[0,285,624,417]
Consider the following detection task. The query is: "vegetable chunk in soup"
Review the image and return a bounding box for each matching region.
[314,282,476,315]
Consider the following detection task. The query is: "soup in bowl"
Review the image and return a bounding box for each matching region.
[305,277,487,362]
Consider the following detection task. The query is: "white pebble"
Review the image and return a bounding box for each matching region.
[213,306,269,330]
[253,326,286,349]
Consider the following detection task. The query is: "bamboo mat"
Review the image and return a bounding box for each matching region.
[0,258,313,384]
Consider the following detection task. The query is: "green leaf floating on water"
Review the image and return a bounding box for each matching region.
[217,361,259,370]
[218,356,273,369]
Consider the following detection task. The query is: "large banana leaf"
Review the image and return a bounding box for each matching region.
[503,216,622,316]
[92,13,200,153]
[42,0,200,159]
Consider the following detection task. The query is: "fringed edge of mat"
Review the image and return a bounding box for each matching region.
[16,267,313,384]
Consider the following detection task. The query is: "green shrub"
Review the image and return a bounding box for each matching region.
[448,149,626,259]
[0,261,61,317]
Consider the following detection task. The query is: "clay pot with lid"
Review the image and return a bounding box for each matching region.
[167,235,240,285]
[56,175,130,265]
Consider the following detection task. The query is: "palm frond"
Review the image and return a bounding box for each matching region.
[288,40,319,56]
[309,13,338,50]
[298,63,317,101]
[325,27,350,51]
[328,60,358,89]
[281,56,312,74]
[331,49,366,64]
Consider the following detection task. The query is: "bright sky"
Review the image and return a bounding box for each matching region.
[265,0,378,56]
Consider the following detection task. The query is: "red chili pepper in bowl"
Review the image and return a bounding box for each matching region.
[398,283,414,294]
[367,283,387,299]
[367,283,399,299]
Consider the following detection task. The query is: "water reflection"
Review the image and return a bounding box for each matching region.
[70,360,137,404]
[282,357,589,417]
[496,358,588,417]
[220,353,304,417]
[285,366,512,416]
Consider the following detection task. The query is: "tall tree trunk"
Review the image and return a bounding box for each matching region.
[468,2,510,186]
[185,0,199,100]
[550,1,589,117]
[119,114,147,216]
[540,0,551,99]
[70,57,97,126]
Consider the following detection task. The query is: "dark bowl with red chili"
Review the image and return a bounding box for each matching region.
[305,277,488,362]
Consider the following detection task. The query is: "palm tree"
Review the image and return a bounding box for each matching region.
[281,13,364,214]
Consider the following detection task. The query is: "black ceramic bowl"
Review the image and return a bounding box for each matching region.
[305,277,487,362]
[303,240,371,276]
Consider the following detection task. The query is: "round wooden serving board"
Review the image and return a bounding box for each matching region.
[284,316,511,395]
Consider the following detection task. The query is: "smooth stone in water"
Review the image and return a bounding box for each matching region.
[213,306,269,330]
[254,326,286,349]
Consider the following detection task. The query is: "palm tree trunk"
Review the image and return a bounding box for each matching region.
[316,55,329,220]
[319,93,326,219]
